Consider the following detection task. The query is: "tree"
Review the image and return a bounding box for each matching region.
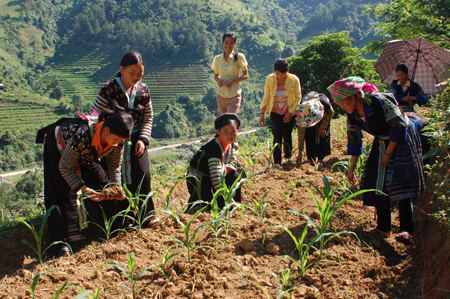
[288,31,378,96]
[152,104,188,139]
[15,169,43,201]
[71,94,85,110]
[49,85,65,100]
[364,0,450,55]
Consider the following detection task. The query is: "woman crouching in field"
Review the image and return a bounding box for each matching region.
[38,108,133,257]
[185,113,243,212]
[296,92,334,167]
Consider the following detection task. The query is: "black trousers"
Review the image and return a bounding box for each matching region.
[270,112,296,164]
[186,170,242,210]
[376,198,415,234]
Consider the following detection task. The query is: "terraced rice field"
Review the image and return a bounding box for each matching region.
[0,51,209,131]
[0,102,58,131]
[39,50,210,112]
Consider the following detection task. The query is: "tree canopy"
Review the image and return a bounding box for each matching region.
[288,31,379,96]
[364,0,450,55]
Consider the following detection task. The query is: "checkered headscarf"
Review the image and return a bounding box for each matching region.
[327,76,378,103]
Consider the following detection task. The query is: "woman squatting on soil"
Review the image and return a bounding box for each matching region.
[296,92,334,167]
[185,113,243,212]
[91,51,157,227]
[260,58,302,168]
[327,76,425,245]
[212,31,249,114]
[39,107,133,258]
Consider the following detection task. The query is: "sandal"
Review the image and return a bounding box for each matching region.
[395,231,413,245]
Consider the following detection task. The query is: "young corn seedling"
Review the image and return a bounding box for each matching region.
[89,207,127,241]
[154,244,179,279]
[207,191,230,249]
[19,205,72,265]
[217,169,248,238]
[264,224,320,278]
[241,151,264,178]
[166,205,213,263]
[261,141,278,169]
[30,271,70,299]
[123,179,158,230]
[156,176,184,213]
[72,286,101,299]
[269,267,299,299]
[242,190,271,225]
[299,175,373,258]
[284,178,299,203]
[332,122,346,141]
[30,272,43,299]
[103,252,152,299]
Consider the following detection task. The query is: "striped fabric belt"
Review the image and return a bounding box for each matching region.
[122,125,141,185]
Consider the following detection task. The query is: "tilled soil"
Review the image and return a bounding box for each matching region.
[0,130,446,299]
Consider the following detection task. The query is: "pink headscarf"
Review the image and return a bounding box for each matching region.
[327,76,378,103]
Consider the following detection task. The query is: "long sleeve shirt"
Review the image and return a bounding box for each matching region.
[57,121,123,191]
[92,75,153,145]
[388,79,428,109]
[261,73,302,115]
[189,137,238,192]
[346,93,407,156]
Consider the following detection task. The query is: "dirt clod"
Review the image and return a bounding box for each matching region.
[102,185,125,200]
[265,243,280,254]
[239,239,254,252]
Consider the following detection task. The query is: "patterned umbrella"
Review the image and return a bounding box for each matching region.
[375,37,450,95]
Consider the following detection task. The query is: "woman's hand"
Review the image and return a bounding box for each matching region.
[217,78,224,87]
[347,171,357,185]
[283,112,293,123]
[259,114,265,126]
[382,153,391,166]
[223,79,234,88]
[135,140,145,157]
[81,186,102,201]
[318,127,327,138]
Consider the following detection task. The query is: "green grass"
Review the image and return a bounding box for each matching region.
[0,0,21,18]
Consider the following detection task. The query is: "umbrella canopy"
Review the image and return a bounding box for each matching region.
[375,37,450,95]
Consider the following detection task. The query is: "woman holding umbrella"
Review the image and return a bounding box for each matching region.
[328,76,425,245]
[389,64,428,112]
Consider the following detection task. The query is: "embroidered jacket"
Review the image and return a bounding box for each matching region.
[92,75,153,145]
[346,93,407,156]
[388,79,428,107]
[261,73,302,115]
[189,137,238,192]
[57,121,123,191]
